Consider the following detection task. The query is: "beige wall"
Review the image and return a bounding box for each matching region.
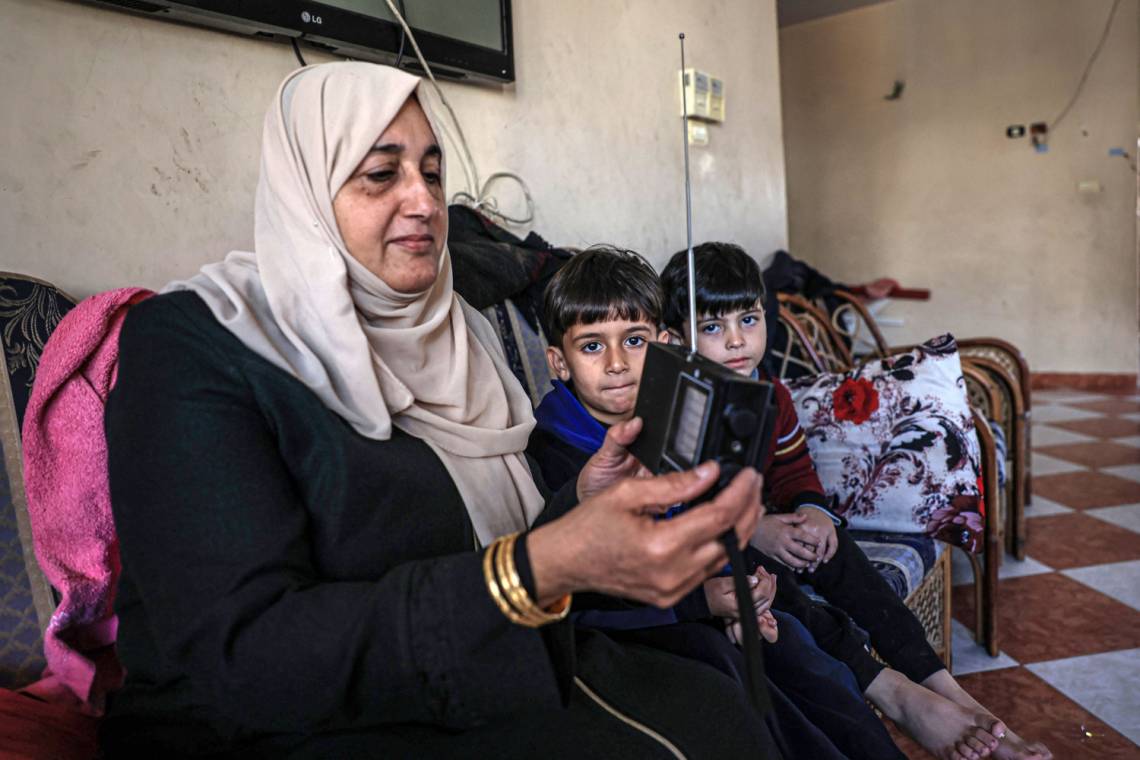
[781,0,1139,374]
[0,0,787,297]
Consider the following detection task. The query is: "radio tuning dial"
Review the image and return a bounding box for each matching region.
[725,406,759,438]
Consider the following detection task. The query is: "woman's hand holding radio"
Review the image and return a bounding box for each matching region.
[529,459,764,609]
[575,417,650,501]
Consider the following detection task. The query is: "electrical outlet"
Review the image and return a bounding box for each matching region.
[687,120,709,146]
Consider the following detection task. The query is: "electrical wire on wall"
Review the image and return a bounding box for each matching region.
[393,0,408,70]
[1045,0,1122,143]
[291,37,307,67]
[381,0,535,226]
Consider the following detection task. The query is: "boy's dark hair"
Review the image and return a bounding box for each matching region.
[660,242,766,331]
[541,245,663,348]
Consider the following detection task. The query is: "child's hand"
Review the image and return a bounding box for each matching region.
[750,513,819,571]
[727,609,779,644]
[795,507,838,571]
[703,568,776,620]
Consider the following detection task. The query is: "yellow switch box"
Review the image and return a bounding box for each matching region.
[709,77,725,122]
[680,68,712,120]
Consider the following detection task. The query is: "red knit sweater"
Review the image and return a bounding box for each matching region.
[760,377,831,515]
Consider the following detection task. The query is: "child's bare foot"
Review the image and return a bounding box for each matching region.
[867,669,1003,760]
[921,670,1053,760]
[990,731,1052,760]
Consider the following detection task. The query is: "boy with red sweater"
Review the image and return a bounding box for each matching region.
[660,243,1051,760]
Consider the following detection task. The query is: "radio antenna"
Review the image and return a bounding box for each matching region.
[679,33,698,354]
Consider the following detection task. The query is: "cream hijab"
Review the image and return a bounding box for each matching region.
[166,62,544,545]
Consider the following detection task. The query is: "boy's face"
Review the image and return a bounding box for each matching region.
[672,301,767,376]
[547,318,670,425]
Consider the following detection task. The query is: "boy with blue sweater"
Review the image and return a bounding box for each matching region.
[527,246,905,760]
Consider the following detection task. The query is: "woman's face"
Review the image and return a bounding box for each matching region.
[333,97,446,293]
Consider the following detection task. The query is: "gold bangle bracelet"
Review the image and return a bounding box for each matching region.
[496,532,571,625]
[482,535,535,626]
[483,533,571,627]
[495,533,555,626]
[495,534,543,623]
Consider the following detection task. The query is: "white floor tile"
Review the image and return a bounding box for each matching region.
[951,547,974,586]
[1063,560,1140,612]
[1112,435,1140,449]
[1032,390,1108,403]
[1055,396,1117,406]
[951,548,1052,586]
[1030,406,1104,423]
[1030,426,1099,447]
[1102,464,1140,484]
[949,619,1019,676]
[1026,496,1074,517]
[1027,649,1140,746]
[1031,452,1086,476]
[1085,504,1140,534]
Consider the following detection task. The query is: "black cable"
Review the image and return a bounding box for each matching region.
[291,37,308,67]
[1049,0,1121,134]
[393,0,408,69]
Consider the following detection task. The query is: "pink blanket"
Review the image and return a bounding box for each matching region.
[20,287,153,714]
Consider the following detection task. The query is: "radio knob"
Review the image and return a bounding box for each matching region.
[726,407,759,438]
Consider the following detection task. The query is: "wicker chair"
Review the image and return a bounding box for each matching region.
[822,291,1032,561]
[772,294,852,375]
[957,340,1031,560]
[961,368,1004,654]
[775,303,992,666]
[0,272,76,689]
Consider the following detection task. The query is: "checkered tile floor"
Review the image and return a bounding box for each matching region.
[919,389,1140,758]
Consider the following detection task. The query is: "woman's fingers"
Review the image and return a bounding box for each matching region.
[668,466,761,549]
[624,460,721,514]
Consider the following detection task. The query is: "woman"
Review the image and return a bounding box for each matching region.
[102,62,774,757]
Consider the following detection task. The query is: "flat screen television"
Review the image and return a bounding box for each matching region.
[80,0,515,83]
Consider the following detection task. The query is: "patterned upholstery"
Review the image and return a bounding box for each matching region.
[481,300,553,409]
[0,273,76,689]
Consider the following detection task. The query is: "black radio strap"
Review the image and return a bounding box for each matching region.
[722,531,774,716]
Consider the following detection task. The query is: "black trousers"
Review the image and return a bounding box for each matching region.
[753,525,946,691]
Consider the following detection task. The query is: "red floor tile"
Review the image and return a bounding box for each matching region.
[953,572,1140,663]
[1065,399,1140,414]
[884,667,1138,759]
[954,668,1139,759]
[1032,471,1140,509]
[1022,513,1140,569]
[1050,417,1140,439]
[1035,442,1140,468]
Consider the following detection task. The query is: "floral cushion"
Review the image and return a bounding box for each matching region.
[786,335,985,552]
